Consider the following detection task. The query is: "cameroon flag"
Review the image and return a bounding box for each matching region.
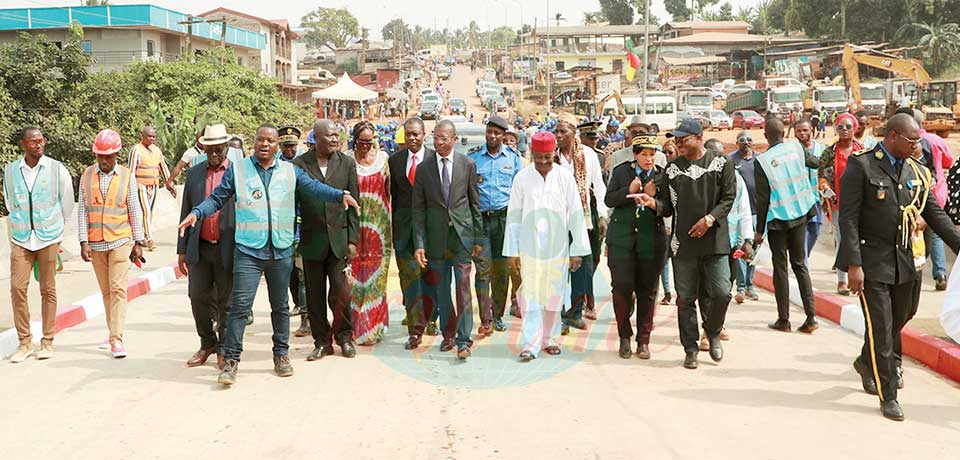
[625,38,641,82]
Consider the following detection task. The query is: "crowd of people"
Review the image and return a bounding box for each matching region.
[5,102,959,422]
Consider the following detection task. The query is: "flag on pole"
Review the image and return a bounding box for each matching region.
[538,69,545,85]
[625,38,641,82]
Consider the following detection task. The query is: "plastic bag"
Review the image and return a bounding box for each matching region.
[940,259,960,343]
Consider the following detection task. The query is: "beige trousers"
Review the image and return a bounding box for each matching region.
[10,242,60,345]
[91,242,132,344]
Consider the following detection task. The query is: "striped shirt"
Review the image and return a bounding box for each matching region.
[77,164,146,252]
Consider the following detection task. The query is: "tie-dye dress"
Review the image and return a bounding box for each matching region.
[351,150,392,344]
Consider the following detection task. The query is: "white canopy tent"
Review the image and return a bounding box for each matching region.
[311,73,379,102]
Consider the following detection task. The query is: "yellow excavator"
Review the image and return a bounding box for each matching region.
[843,43,955,137]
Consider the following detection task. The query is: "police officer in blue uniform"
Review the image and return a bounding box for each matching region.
[468,115,523,334]
[837,114,960,421]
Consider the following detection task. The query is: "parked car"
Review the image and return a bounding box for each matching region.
[489,94,508,112]
[726,84,754,98]
[437,66,451,79]
[731,110,765,129]
[448,98,466,114]
[480,88,500,104]
[419,101,440,120]
[420,87,435,96]
[422,93,443,109]
[701,110,733,130]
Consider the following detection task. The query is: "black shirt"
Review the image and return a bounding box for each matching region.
[662,149,738,258]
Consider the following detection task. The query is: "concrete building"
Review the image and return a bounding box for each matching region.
[520,24,658,76]
[335,39,394,74]
[659,21,752,40]
[0,4,266,72]
[198,7,299,85]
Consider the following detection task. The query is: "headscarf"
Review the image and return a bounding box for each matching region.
[834,112,859,134]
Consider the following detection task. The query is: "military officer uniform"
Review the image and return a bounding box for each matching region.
[468,115,523,333]
[837,143,960,420]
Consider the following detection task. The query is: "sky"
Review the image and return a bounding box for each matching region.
[5,0,763,40]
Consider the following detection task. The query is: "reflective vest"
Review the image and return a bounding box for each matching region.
[132,143,165,186]
[189,147,245,168]
[797,140,826,190]
[81,164,133,242]
[3,158,65,242]
[756,141,818,224]
[233,156,296,250]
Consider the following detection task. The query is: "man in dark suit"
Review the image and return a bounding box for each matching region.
[837,113,960,421]
[176,124,236,369]
[292,119,360,360]
[389,118,439,349]
[413,120,484,359]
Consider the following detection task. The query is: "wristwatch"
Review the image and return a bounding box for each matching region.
[704,214,716,227]
[342,190,352,197]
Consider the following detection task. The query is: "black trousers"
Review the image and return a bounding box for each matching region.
[289,261,306,313]
[303,250,353,347]
[858,278,922,402]
[609,247,666,344]
[188,241,233,351]
[674,254,732,354]
[698,253,737,326]
[768,223,816,321]
[396,242,428,336]
[474,212,509,323]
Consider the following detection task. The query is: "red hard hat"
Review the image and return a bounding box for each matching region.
[92,129,122,155]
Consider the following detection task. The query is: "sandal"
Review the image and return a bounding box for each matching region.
[544,345,561,356]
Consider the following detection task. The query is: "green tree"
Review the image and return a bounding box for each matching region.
[554,13,566,27]
[599,0,633,25]
[300,7,360,50]
[84,0,110,5]
[896,20,960,75]
[583,11,607,25]
[664,0,692,21]
[629,0,661,25]
[703,2,734,21]
[381,18,409,42]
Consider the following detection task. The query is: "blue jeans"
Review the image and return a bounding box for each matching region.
[736,259,755,293]
[805,218,822,258]
[930,231,947,280]
[661,258,672,294]
[222,250,293,361]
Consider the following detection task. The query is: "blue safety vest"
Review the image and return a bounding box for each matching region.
[3,158,65,242]
[190,147,245,167]
[757,141,818,223]
[233,156,297,250]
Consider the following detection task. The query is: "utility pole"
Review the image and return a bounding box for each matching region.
[641,0,650,118]
[179,16,229,62]
[840,0,846,38]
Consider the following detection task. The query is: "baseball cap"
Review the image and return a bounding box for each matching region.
[665,118,704,138]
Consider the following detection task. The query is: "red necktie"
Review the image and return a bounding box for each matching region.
[408,154,418,186]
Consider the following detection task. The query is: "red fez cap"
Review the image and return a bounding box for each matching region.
[531,131,557,153]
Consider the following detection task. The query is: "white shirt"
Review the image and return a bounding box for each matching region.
[555,144,610,222]
[180,145,202,165]
[405,147,424,179]
[4,156,75,251]
[436,152,454,181]
[734,172,755,243]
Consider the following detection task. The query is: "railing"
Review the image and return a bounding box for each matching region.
[88,50,181,67]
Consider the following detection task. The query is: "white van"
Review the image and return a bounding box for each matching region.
[602,91,677,133]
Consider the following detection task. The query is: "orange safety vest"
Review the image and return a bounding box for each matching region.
[82,164,133,242]
[132,143,164,186]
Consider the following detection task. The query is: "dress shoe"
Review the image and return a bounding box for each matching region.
[768,319,792,332]
[493,317,506,332]
[897,366,904,389]
[404,335,422,350]
[307,345,335,361]
[187,347,217,367]
[584,307,598,320]
[636,343,651,360]
[618,338,633,359]
[698,335,710,352]
[744,290,759,301]
[936,277,948,291]
[881,400,905,421]
[719,328,730,341]
[544,345,561,355]
[797,317,819,334]
[457,347,471,360]
[425,321,440,336]
[273,355,294,377]
[708,335,723,362]
[734,292,745,304]
[561,324,570,336]
[519,350,535,362]
[837,282,851,296]
[509,303,522,318]
[294,317,311,337]
[245,311,254,326]
[218,360,239,385]
[660,292,672,305]
[683,352,699,369]
[440,338,456,352]
[567,318,587,330]
[341,341,357,358]
[853,359,879,395]
[478,323,493,336]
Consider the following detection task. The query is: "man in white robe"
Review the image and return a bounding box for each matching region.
[503,131,591,361]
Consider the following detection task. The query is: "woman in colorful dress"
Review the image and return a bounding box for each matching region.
[349,121,392,345]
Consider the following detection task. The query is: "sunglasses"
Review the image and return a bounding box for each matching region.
[737,137,752,143]
[896,132,922,145]
[836,124,854,130]
[355,140,375,147]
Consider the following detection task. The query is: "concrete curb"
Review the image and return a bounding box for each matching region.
[753,267,960,384]
[0,262,186,359]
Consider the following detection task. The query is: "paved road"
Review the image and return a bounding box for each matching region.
[2,65,959,458]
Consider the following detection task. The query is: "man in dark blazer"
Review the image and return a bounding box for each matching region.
[413,120,484,359]
[292,119,360,360]
[176,124,236,369]
[389,118,438,349]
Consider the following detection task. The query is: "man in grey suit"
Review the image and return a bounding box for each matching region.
[292,119,360,360]
[413,120,484,360]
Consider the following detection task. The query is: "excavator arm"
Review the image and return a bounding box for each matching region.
[842,44,931,112]
[596,90,625,117]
